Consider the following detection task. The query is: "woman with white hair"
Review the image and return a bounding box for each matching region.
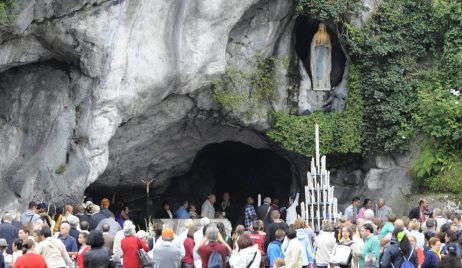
[121,224,149,268]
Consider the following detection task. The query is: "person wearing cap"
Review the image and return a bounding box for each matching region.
[257,197,273,230]
[151,228,182,268]
[152,224,185,258]
[0,213,19,255]
[438,243,462,268]
[380,227,417,268]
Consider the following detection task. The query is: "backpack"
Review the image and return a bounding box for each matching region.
[401,247,415,268]
[208,250,223,268]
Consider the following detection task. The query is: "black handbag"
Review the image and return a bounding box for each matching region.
[137,238,153,268]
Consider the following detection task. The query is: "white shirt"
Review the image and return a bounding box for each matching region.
[286,193,299,225]
[112,230,125,258]
[314,231,336,266]
[410,230,425,248]
[201,200,215,219]
[229,244,261,268]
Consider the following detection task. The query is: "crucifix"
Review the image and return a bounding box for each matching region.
[141,178,154,197]
[141,178,154,215]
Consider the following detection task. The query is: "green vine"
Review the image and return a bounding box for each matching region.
[212,55,288,118]
[0,0,15,25]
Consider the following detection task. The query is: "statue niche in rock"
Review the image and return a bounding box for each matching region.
[310,23,332,91]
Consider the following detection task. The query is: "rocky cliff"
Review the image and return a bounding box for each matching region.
[0,0,420,213]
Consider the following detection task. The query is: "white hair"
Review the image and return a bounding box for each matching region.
[364,209,375,220]
[123,220,134,229]
[200,217,210,227]
[91,205,100,214]
[123,225,136,236]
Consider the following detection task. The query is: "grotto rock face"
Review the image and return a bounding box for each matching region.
[0,0,296,209]
[0,0,414,214]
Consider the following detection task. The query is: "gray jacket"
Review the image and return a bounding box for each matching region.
[151,241,182,268]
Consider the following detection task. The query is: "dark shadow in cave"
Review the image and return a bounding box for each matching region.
[294,16,346,87]
[85,141,299,226]
[162,141,298,223]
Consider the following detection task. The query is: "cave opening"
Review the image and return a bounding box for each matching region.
[294,16,347,88]
[161,141,297,224]
[85,141,298,226]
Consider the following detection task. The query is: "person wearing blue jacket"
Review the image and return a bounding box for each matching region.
[267,229,285,268]
[175,200,191,219]
[422,236,442,268]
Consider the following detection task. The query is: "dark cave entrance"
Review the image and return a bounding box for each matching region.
[294,16,347,88]
[161,141,298,223]
[85,141,299,226]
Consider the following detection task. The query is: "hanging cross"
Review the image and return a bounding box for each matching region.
[141,178,154,195]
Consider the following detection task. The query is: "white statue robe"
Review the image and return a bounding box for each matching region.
[310,39,332,91]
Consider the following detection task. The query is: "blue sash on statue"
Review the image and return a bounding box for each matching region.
[316,45,324,82]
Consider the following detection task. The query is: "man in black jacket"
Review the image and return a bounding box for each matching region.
[409,199,430,223]
[0,213,18,254]
[257,197,273,231]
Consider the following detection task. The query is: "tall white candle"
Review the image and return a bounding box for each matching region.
[315,124,320,174]
[311,158,316,177]
[258,194,261,207]
[334,198,338,223]
[327,171,330,187]
[301,201,305,220]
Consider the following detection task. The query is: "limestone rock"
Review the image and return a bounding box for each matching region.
[0,0,294,210]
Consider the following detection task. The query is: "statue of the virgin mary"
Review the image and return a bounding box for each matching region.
[310,23,332,91]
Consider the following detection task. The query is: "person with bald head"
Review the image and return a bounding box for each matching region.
[376,198,393,221]
[201,194,216,219]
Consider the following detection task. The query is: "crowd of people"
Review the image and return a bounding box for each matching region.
[0,193,461,268]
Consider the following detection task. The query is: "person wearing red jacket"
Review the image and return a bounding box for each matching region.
[13,239,47,268]
[121,226,149,268]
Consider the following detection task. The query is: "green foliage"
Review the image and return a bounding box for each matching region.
[292,0,462,193]
[212,55,288,116]
[342,0,439,154]
[0,0,15,25]
[296,0,365,22]
[55,164,67,175]
[267,65,364,156]
[408,0,462,193]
